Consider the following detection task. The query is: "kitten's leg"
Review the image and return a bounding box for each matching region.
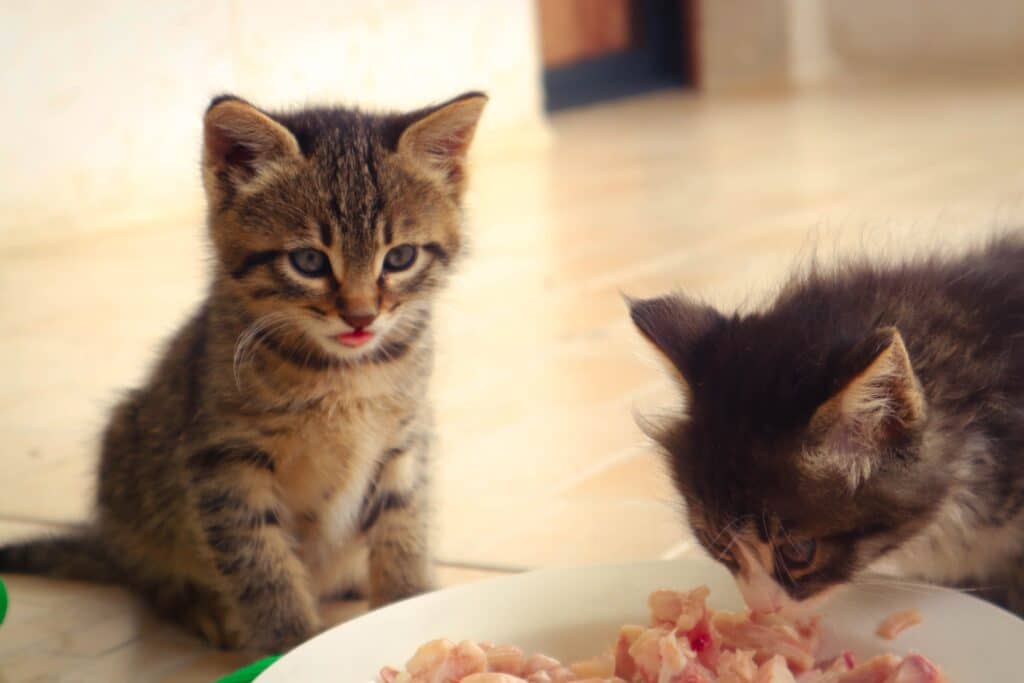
[190,443,320,652]
[1004,559,1024,617]
[145,579,246,650]
[362,437,435,606]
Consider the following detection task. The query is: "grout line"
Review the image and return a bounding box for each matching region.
[547,380,672,497]
[549,443,648,497]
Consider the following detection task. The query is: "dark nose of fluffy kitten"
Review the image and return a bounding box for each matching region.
[340,311,377,330]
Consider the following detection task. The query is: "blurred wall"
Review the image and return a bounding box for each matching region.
[700,0,1024,90]
[821,0,1024,74]
[0,1,546,249]
[698,0,791,92]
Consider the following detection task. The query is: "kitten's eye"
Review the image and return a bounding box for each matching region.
[383,244,417,272]
[289,248,329,277]
[778,538,817,568]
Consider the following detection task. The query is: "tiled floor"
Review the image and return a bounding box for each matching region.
[3,78,1024,680]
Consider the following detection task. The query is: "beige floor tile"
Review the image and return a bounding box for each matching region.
[0,457,93,524]
[460,496,686,569]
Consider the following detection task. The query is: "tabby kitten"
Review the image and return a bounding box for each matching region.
[0,91,487,651]
[629,236,1024,616]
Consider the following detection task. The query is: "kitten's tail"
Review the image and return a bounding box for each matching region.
[0,532,121,583]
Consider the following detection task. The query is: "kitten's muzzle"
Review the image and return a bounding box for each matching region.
[340,312,377,330]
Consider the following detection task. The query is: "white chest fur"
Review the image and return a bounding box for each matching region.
[320,455,376,546]
[292,419,386,595]
[273,404,391,543]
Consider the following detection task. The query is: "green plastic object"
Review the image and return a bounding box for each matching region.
[216,655,281,683]
[0,577,7,625]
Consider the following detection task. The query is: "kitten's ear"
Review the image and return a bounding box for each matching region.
[807,327,926,485]
[202,95,301,188]
[396,92,488,195]
[628,294,723,395]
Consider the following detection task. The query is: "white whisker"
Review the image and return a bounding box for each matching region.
[233,312,298,389]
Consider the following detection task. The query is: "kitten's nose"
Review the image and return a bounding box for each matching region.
[340,312,377,330]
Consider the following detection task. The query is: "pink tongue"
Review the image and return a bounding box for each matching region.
[336,330,374,347]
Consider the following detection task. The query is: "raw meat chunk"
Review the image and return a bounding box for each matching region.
[378,587,947,683]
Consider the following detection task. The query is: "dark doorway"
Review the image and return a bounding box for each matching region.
[537,0,696,111]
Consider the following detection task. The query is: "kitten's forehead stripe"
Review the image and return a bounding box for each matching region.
[314,128,385,267]
[232,250,283,280]
[318,220,333,247]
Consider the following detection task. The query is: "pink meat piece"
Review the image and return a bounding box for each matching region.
[627,626,672,682]
[881,655,948,683]
[754,655,798,683]
[487,645,526,675]
[718,649,759,683]
[404,638,488,682]
[649,587,711,631]
[683,661,718,682]
[685,610,721,672]
[798,651,856,682]
[624,626,717,683]
[712,612,818,673]
[450,641,490,678]
[545,667,576,683]
[794,673,826,683]
[380,667,402,683]
[834,655,901,683]
[406,639,456,677]
[460,675,528,683]
[875,611,922,641]
[524,654,562,675]
[751,613,822,657]
[614,624,645,680]
[659,629,693,678]
[569,652,615,678]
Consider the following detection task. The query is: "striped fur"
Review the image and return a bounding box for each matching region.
[0,92,486,652]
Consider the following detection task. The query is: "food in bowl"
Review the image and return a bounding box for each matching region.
[875,609,923,641]
[378,586,946,682]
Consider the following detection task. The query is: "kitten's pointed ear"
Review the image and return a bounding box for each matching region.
[396,92,488,195]
[628,294,723,392]
[808,327,926,486]
[202,95,301,189]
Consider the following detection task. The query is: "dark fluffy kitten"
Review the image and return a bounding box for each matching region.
[630,236,1024,615]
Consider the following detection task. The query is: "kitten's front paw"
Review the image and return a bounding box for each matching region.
[199,614,247,651]
[248,608,321,654]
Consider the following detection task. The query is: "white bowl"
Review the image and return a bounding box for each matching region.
[258,558,1024,681]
